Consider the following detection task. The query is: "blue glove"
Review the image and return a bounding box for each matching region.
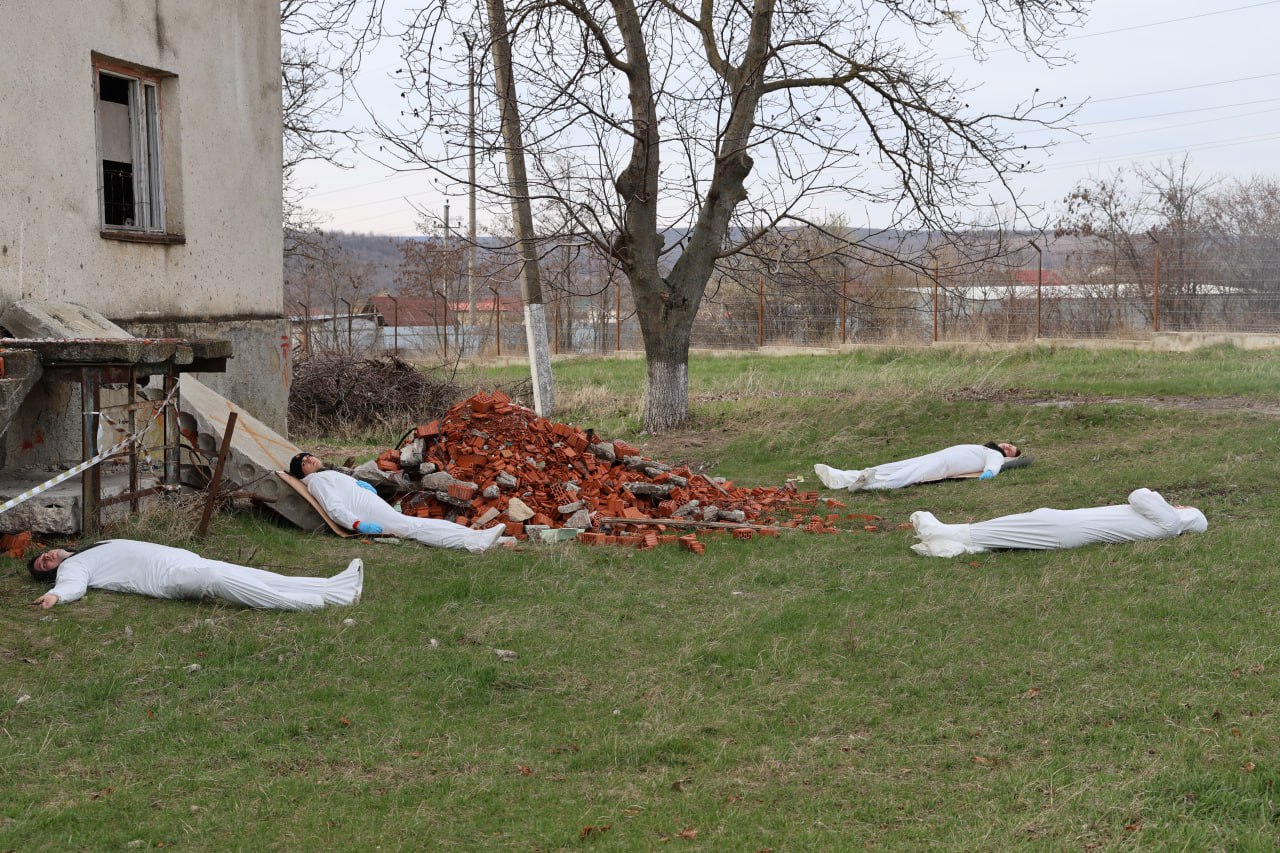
[357,480,377,493]
[354,520,384,534]
[979,471,996,480]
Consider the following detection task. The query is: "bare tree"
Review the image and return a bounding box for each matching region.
[1058,155,1217,328]
[280,1,387,256]
[1201,176,1280,294]
[370,0,1084,430]
[286,233,378,355]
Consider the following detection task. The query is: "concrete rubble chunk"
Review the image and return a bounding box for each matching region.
[399,439,425,468]
[557,500,585,515]
[589,442,616,462]
[564,508,592,530]
[673,501,700,518]
[495,471,519,490]
[624,482,673,498]
[418,462,437,475]
[481,485,500,499]
[420,471,456,490]
[506,496,535,521]
[351,460,391,483]
[701,505,721,522]
[717,509,747,523]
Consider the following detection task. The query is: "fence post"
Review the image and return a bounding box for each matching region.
[840,278,847,345]
[1029,239,1042,339]
[932,260,939,343]
[1152,244,1161,333]
[432,289,448,360]
[390,296,399,356]
[341,297,353,352]
[489,286,501,357]
[757,280,764,348]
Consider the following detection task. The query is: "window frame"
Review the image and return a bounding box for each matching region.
[92,54,183,244]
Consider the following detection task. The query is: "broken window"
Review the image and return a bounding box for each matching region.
[95,61,167,233]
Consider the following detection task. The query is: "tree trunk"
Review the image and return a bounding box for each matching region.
[642,346,691,432]
[635,271,697,431]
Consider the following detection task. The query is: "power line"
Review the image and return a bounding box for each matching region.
[1077,96,1280,127]
[1043,129,1280,172]
[1059,0,1280,43]
[1083,107,1280,142]
[1089,72,1280,104]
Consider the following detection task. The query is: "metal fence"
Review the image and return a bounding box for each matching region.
[339,289,1280,361]
[295,256,1280,360]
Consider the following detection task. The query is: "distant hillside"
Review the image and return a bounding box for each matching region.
[323,231,405,294]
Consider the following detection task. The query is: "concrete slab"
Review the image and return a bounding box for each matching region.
[0,468,159,536]
[177,376,323,531]
[1,300,133,340]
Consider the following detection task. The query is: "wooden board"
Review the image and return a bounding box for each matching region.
[275,471,355,537]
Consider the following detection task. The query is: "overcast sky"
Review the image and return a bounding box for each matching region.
[292,0,1280,237]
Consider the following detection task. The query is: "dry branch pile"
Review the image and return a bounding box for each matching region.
[289,354,461,436]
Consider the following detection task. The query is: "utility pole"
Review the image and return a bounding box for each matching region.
[465,33,479,336]
[443,200,452,353]
[486,0,554,415]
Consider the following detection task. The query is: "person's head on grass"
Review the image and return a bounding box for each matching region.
[27,548,75,583]
[984,441,1021,458]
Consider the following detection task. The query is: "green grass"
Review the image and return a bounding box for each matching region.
[4,346,1280,849]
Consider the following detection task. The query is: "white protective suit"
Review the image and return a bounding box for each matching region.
[303,469,504,553]
[814,444,1008,491]
[45,540,362,609]
[910,488,1208,558]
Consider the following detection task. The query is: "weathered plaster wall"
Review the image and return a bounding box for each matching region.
[122,318,291,434]
[0,0,286,427]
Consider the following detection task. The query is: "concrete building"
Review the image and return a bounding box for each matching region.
[0,2,288,434]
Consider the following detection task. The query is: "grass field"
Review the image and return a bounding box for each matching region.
[3,345,1279,849]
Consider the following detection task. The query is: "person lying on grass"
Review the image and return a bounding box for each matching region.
[28,539,362,610]
[814,441,1022,492]
[289,452,508,553]
[909,487,1207,558]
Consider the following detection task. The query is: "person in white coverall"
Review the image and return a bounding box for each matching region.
[27,539,362,610]
[909,488,1207,558]
[814,442,1021,491]
[291,452,505,553]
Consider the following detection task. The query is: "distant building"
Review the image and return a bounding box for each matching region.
[362,295,524,355]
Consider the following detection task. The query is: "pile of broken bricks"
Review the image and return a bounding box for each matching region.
[350,390,877,551]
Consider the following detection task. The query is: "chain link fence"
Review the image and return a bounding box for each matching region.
[294,250,1280,359]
